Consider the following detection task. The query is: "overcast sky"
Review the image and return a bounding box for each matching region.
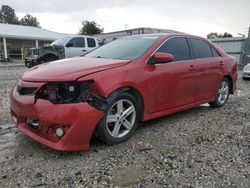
[0,0,249,37]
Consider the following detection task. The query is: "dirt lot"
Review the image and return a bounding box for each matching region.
[0,66,250,187]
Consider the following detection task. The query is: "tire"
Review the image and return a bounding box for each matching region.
[95,92,139,145]
[38,54,59,65]
[209,78,230,108]
[25,62,31,68]
[25,60,33,68]
[37,57,48,64]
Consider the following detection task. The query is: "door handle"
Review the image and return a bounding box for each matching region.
[219,61,224,66]
[82,49,86,52]
[188,65,195,70]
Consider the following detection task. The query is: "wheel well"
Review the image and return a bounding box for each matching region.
[40,53,59,62]
[110,87,145,121]
[92,87,145,140]
[224,75,233,94]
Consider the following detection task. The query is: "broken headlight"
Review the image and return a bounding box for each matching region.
[35,80,94,104]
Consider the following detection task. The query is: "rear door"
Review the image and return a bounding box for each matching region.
[86,37,98,52]
[146,37,196,113]
[188,38,224,101]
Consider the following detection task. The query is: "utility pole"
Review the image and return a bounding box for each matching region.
[240,27,250,69]
[248,26,250,39]
[239,34,245,68]
[245,27,250,67]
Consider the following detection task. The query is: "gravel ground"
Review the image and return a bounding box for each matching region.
[0,66,250,187]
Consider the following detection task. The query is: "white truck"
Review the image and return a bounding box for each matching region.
[25,36,99,68]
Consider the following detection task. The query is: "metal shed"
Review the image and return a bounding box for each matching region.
[211,37,246,68]
[94,27,178,45]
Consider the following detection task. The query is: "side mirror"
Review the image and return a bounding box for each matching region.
[66,42,73,48]
[149,52,174,64]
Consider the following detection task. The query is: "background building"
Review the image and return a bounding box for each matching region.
[211,37,250,68]
[211,37,245,62]
[96,28,250,69]
[0,23,71,61]
[94,27,178,45]
[2,23,249,68]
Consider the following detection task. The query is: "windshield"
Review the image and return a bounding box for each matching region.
[51,37,71,46]
[86,36,159,60]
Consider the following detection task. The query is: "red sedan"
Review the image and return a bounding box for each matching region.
[10,34,237,151]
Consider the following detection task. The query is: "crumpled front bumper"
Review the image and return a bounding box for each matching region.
[10,81,104,151]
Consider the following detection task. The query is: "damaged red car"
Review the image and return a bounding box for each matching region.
[10,34,237,151]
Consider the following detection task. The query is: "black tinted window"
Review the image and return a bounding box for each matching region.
[211,46,221,57]
[68,38,85,47]
[157,37,191,61]
[190,38,212,59]
[87,38,96,48]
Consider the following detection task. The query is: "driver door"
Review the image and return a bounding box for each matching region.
[145,37,196,113]
[65,37,87,58]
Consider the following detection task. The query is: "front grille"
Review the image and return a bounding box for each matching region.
[18,87,38,95]
[25,49,32,56]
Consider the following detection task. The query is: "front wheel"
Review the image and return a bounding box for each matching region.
[95,92,139,144]
[209,78,230,107]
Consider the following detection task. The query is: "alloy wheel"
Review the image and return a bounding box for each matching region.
[218,80,229,104]
[106,99,136,138]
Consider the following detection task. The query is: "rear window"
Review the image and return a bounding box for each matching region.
[87,38,96,48]
[189,38,212,59]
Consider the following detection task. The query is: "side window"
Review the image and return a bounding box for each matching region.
[211,46,221,57]
[68,38,85,47]
[157,37,191,61]
[87,38,96,48]
[189,38,212,59]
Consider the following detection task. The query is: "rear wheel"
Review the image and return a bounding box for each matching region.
[209,78,230,107]
[95,92,139,144]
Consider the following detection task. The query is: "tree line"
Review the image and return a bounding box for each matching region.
[207,32,233,39]
[0,5,40,27]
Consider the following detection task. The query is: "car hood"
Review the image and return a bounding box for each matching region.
[21,57,130,82]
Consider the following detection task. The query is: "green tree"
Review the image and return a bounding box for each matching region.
[207,32,219,39]
[222,32,233,38]
[0,5,19,24]
[20,14,40,27]
[207,32,233,39]
[79,20,103,35]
